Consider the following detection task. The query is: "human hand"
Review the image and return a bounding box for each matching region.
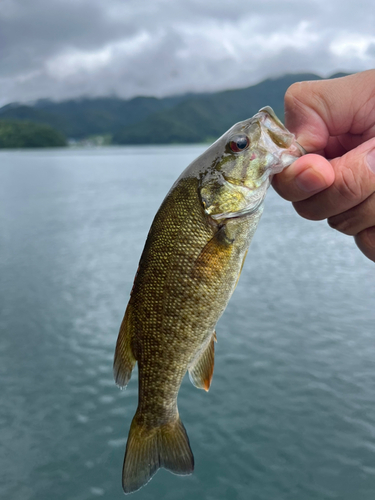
[272,70,375,262]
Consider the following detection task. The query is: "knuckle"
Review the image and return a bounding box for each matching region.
[356,229,375,249]
[285,81,312,107]
[327,215,357,235]
[334,165,363,203]
[285,82,301,102]
[355,228,375,262]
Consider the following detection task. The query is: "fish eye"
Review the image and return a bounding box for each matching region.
[229,134,250,153]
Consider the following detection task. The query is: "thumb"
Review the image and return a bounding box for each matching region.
[272,153,335,202]
[273,138,375,221]
[292,138,375,221]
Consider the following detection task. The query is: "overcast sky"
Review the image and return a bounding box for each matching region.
[1,0,374,105]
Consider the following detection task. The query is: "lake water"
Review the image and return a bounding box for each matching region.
[1,146,375,500]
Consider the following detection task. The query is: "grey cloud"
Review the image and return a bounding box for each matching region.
[0,0,374,105]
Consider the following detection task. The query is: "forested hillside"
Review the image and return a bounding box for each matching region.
[0,73,348,145]
[0,120,66,148]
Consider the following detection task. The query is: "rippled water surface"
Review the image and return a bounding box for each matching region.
[1,146,375,500]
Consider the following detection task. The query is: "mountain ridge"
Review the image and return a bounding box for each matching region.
[0,73,350,144]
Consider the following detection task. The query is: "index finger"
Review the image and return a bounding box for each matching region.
[285,70,375,152]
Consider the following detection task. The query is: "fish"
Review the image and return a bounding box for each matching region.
[113,106,304,494]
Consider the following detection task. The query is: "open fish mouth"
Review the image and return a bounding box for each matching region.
[256,109,305,169]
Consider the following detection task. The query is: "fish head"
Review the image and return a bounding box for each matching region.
[199,106,305,221]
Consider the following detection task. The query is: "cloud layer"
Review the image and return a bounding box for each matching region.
[1,0,374,105]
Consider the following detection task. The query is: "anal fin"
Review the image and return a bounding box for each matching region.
[113,303,136,388]
[188,331,216,392]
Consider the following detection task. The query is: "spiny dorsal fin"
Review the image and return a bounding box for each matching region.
[188,331,216,392]
[113,303,136,388]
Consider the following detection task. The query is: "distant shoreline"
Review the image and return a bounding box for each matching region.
[0,73,349,148]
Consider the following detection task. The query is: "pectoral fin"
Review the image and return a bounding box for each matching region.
[113,303,137,388]
[234,248,248,289]
[188,332,216,392]
[191,225,233,281]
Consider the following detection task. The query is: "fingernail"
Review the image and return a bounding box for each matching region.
[366,149,375,175]
[295,168,327,193]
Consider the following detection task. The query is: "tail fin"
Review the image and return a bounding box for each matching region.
[122,413,194,494]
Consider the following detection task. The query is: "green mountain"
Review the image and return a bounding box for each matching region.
[0,95,193,139]
[113,73,323,144]
[0,73,349,145]
[0,120,66,148]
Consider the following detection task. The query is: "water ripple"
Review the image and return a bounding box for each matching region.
[1,147,375,500]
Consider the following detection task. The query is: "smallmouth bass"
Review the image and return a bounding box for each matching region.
[114,107,304,493]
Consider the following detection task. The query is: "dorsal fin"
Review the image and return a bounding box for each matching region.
[188,331,216,392]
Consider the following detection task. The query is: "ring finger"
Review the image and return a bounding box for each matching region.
[327,192,375,236]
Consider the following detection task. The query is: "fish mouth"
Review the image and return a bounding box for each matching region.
[256,106,305,173]
[202,107,306,222]
[258,107,306,156]
[258,106,287,130]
